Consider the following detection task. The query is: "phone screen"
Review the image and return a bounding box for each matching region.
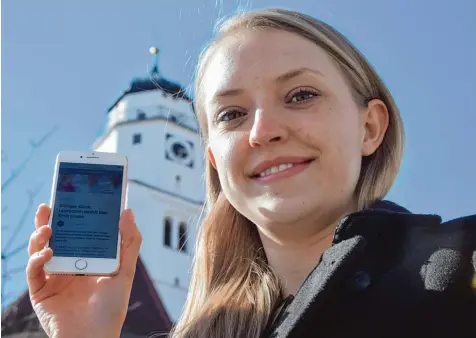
[49,162,124,259]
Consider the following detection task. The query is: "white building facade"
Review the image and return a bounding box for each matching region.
[93,52,205,321]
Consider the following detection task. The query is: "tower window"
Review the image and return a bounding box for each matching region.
[178,222,187,253]
[137,110,146,120]
[133,133,141,145]
[164,217,172,247]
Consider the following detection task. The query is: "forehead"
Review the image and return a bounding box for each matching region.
[202,29,339,103]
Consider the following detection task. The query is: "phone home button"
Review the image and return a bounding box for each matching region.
[75,259,88,270]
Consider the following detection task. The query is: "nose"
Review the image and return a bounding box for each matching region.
[249,109,288,148]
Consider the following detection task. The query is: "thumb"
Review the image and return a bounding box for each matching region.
[118,209,142,279]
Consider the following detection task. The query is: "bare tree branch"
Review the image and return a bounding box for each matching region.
[1,125,59,311]
[6,265,28,276]
[3,184,43,254]
[1,125,58,193]
[2,207,9,229]
[4,239,30,258]
[2,254,9,311]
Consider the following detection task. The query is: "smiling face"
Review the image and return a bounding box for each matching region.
[202,28,385,231]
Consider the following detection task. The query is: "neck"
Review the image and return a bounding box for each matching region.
[260,223,336,297]
[258,204,356,297]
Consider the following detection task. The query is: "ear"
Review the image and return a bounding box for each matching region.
[208,146,217,169]
[361,99,389,156]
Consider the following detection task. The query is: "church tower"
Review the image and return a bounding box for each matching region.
[93,48,204,321]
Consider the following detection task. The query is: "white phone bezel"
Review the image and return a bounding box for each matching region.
[44,150,128,276]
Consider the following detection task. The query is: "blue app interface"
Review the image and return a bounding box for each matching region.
[49,162,124,258]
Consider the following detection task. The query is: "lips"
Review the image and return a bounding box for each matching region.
[250,156,315,178]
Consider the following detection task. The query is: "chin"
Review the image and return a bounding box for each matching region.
[252,195,320,225]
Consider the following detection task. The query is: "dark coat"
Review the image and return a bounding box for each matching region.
[266,201,476,338]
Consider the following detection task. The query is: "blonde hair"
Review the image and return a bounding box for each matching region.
[170,8,404,338]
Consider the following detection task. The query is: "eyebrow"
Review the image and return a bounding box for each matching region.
[212,67,323,101]
[214,88,244,100]
[276,67,324,83]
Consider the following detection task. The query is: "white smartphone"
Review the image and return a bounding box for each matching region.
[44,151,128,276]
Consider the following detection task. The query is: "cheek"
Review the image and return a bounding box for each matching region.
[209,132,248,187]
[326,129,363,195]
[297,109,362,188]
[210,140,231,173]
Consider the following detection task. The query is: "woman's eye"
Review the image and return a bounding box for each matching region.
[216,110,245,123]
[288,88,320,104]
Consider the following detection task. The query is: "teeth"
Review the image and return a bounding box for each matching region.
[259,163,294,177]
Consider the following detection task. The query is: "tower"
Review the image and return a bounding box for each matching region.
[94,48,204,321]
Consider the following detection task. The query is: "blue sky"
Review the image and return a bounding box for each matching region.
[2,0,475,308]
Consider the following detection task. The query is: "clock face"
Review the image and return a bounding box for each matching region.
[165,133,194,168]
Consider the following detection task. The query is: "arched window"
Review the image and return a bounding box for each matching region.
[178,222,187,253]
[163,217,172,247]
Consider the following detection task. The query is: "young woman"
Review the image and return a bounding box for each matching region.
[27,8,476,338]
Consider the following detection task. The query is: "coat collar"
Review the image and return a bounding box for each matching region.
[267,200,443,338]
[332,200,442,246]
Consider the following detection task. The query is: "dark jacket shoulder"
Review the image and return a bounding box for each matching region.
[268,201,476,338]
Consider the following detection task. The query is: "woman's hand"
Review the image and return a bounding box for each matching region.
[26,204,142,338]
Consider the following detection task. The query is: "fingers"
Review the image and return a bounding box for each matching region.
[27,204,53,295]
[30,204,52,256]
[26,247,53,294]
[118,209,142,279]
[34,204,51,230]
[28,225,52,256]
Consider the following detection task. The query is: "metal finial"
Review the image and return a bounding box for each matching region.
[149,47,159,73]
